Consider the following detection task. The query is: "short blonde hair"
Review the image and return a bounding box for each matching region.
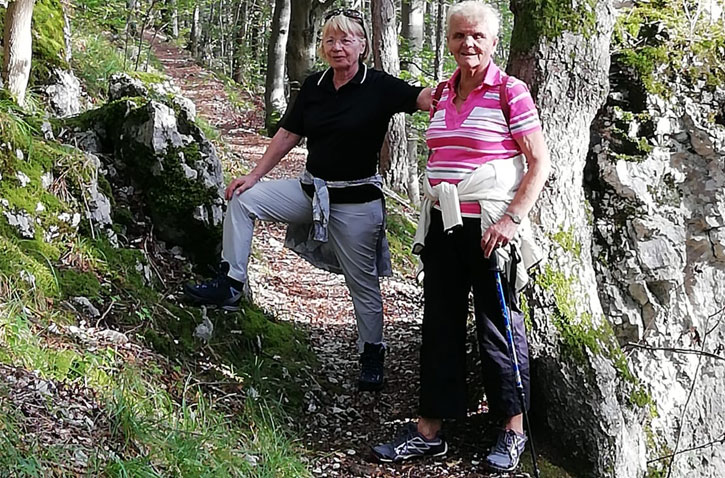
[317,15,370,63]
[446,1,500,38]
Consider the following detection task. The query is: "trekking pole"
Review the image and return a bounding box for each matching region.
[491,251,541,478]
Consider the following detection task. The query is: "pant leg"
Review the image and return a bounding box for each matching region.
[222,179,311,283]
[326,200,385,352]
[418,210,472,419]
[468,236,531,419]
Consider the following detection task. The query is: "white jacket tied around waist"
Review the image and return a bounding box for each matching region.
[412,155,542,292]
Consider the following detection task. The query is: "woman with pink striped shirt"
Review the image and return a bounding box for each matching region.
[372,1,550,472]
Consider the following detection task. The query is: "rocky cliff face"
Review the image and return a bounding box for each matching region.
[509,1,724,476]
[588,3,725,475]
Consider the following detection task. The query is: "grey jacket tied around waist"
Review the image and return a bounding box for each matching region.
[283,170,393,277]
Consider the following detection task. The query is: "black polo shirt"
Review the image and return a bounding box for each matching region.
[280,63,423,203]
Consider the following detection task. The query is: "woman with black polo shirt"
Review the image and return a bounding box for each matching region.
[185,9,431,391]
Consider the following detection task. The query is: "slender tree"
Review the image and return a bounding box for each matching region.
[190,3,201,59]
[265,0,291,135]
[372,0,409,195]
[2,0,36,107]
[401,0,425,205]
[433,0,446,81]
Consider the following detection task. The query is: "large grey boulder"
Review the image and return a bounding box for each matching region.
[65,79,225,267]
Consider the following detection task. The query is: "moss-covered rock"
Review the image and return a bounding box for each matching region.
[62,93,225,268]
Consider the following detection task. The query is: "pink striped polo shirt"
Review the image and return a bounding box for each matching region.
[425,61,541,215]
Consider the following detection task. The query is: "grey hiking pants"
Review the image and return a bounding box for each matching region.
[222,178,385,351]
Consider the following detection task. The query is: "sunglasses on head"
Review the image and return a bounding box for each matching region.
[324,8,364,23]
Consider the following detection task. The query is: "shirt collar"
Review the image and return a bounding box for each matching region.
[317,62,368,88]
[446,60,503,92]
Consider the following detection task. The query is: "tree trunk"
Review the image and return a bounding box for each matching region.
[264,0,291,136]
[433,0,446,82]
[286,0,334,103]
[287,0,317,102]
[169,0,179,38]
[190,4,200,58]
[372,0,409,195]
[401,0,424,206]
[507,1,646,476]
[232,1,247,83]
[62,0,72,61]
[2,0,35,107]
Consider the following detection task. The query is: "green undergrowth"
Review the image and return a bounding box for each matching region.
[0,94,314,475]
[386,208,418,275]
[613,0,725,95]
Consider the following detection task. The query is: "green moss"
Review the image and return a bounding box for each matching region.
[535,266,614,364]
[0,236,59,297]
[550,227,582,258]
[613,1,725,94]
[510,0,598,53]
[29,0,69,84]
[56,268,101,299]
[520,294,532,332]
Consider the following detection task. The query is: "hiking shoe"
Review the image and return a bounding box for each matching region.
[485,429,527,472]
[371,423,448,463]
[359,342,385,391]
[184,263,243,311]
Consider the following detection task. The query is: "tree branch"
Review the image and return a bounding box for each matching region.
[623,343,724,362]
[648,433,725,464]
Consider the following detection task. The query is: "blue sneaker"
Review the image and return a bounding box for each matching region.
[184,263,243,311]
[371,423,448,463]
[485,429,527,472]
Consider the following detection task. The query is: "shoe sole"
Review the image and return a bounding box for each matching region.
[371,442,448,463]
[183,288,242,311]
[484,460,519,473]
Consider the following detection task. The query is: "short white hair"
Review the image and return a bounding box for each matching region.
[446,1,500,38]
[318,15,370,62]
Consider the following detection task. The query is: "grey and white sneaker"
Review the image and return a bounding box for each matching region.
[485,429,527,472]
[371,423,448,463]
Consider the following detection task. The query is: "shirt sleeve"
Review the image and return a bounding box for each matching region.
[506,78,542,139]
[380,73,424,115]
[279,76,312,136]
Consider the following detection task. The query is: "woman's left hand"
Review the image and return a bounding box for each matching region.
[481,216,518,258]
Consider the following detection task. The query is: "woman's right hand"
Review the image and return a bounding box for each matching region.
[225,173,260,200]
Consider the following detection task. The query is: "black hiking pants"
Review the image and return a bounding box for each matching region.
[419,209,531,420]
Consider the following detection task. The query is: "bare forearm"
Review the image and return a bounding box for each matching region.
[507,131,551,217]
[249,128,301,179]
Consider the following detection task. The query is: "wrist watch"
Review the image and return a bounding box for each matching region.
[504,211,522,224]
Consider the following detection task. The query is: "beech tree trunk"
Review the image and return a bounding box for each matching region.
[2,0,35,107]
[190,4,200,58]
[372,0,408,195]
[265,0,291,136]
[286,0,334,103]
[507,2,645,477]
[401,0,425,205]
[232,2,247,83]
[169,0,179,38]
